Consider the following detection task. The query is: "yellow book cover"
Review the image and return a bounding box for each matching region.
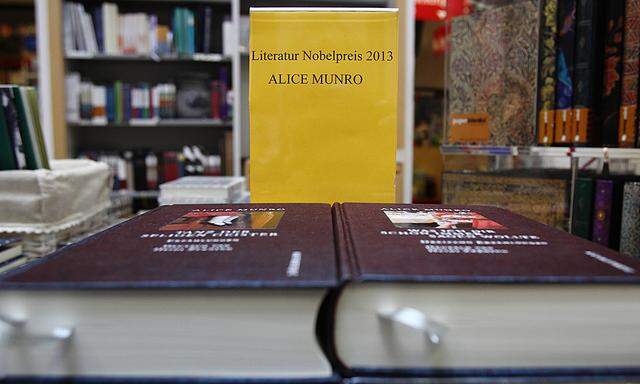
[249,8,398,203]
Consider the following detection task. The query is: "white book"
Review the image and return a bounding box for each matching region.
[91,85,107,124]
[149,15,158,55]
[82,9,98,53]
[65,72,81,122]
[72,4,86,52]
[222,19,234,56]
[159,176,245,203]
[63,3,74,53]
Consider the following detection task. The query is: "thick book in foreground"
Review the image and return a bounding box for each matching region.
[330,203,640,377]
[0,204,339,381]
[3,203,640,380]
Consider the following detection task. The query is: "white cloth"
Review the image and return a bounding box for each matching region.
[0,159,111,233]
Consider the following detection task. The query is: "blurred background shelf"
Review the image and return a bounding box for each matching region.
[65,52,231,62]
[68,118,232,128]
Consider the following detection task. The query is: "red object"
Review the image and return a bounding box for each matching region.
[416,0,470,21]
[162,152,180,183]
[210,80,221,119]
[432,25,447,55]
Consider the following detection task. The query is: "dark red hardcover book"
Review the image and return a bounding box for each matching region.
[0,204,338,380]
[2,204,336,287]
[330,203,640,377]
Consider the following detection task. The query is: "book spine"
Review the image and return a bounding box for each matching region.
[572,0,600,145]
[0,92,18,170]
[537,0,558,145]
[571,177,594,239]
[219,67,229,120]
[600,0,625,146]
[592,179,614,246]
[332,203,354,282]
[554,0,577,144]
[106,85,115,122]
[93,6,103,53]
[203,7,212,53]
[11,86,38,170]
[621,182,640,258]
[1,88,27,170]
[620,0,640,147]
[187,9,195,56]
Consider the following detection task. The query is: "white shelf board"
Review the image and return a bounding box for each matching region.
[69,119,232,128]
[65,52,231,63]
[442,145,640,160]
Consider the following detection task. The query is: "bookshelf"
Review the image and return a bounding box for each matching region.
[36,0,414,202]
[441,143,640,237]
[38,0,242,177]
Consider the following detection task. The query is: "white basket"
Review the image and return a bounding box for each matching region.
[0,159,112,234]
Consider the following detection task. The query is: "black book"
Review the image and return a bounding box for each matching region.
[599,0,625,146]
[554,0,577,144]
[0,93,17,170]
[0,87,27,169]
[132,150,148,191]
[572,0,604,145]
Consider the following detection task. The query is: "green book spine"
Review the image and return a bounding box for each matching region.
[26,87,50,169]
[9,86,37,170]
[571,177,594,239]
[0,95,17,170]
[115,81,122,123]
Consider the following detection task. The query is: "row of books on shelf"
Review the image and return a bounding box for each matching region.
[65,70,231,123]
[64,2,233,57]
[442,168,640,258]
[0,22,37,85]
[0,85,49,171]
[447,0,640,148]
[79,142,233,194]
[3,202,640,380]
[572,176,640,258]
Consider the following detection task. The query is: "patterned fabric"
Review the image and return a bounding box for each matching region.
[442,172,568,230]
[554,0,576,110]
[601,1,625,146]
[621,182,640,258]
[622,0,640,107]
[537,0,557,111]
[448,1,539,146]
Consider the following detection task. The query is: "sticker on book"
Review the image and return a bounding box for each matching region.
[383,210,505,230]
[160,210,285,231]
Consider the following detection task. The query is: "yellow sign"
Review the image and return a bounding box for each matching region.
[249,8,398,203]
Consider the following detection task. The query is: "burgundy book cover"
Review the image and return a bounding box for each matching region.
[1,204,338,288]
[336,203,640,282]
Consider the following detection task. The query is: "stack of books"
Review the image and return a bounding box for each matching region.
[158,176,246,205]
[0,85,49,171]
[0,236,24,275]
[1,203,640,381]
[64,2,230,57]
